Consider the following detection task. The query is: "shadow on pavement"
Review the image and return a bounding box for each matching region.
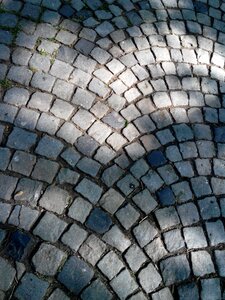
[0,0,225,299]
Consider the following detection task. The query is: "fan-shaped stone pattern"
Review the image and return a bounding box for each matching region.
[0,0,225,299]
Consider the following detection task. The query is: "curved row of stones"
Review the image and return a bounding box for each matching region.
[0,0,225,299]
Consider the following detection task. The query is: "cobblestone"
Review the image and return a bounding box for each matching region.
[103,225,131,252]
[35,135,64,159]
[0,257,16,291]
[32,158,59,184]
[206,220,225,246]
[191,251,215,276]
[133,220,158,248]
[9,151,36,176]
[58,256,94,295]
[110,269,138,299]
[160,255,190,285]
[86,208,112,234]
[14,273,49,300]
[99,188,125,214]
[39,186,71,214]
[32,243,66,276]
[1,1,225,298]
[201,278,222,300]
[75,178,103,204]
[33,212,67,242]
[48,289,69,300]
[98,250,124,280]
[14,178,43,207]
[79,234,106,266]
[138,263,162,293]
[61,223,88,251]
[81,279,112,300]
[0,173,18,201]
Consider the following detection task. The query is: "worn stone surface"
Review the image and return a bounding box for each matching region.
[32,243,66,276]
[0,1,225,299]
[58,256,94,295]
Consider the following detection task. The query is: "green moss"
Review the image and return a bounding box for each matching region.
[11,24,21,38]
[39,48,48,56]
[0,79,13,89]
[29,67,38,72]
[124,120,129,127]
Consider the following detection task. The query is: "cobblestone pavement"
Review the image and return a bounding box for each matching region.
[0,0,225,299]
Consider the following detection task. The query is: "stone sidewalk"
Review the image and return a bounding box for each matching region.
[0,0,225,299]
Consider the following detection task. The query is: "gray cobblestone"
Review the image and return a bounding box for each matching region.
[29,53,50,73]
[164,229,185,252]
[116,204,140,229]
[15,108,39,131]
[8,151,36,176]
[28,92,53,112]
[61,223,88,251]
[57,122,82,144]
[31,72,55,92]
[132,189,157,214]
[48,289,69,300]
[94,145,116,164]
[39,186,71,214]
[1,2,225,298]
[0,257,16,291]
[7,127,37,151]
[160,255,190,285]
[142,170,164,192]
[75,178,103,204]
[68,197,92,223]
[33,212,67,243]
[77,157,101,177]
[155,206,180,230]
[52,80,75,101]
[191,176,212,197]
[75,39,95,56]
[206,220,225,245]
[178,203,200,226]
[15,273,49,300]
[32,158,59,184]
[100,188,125,214]
[215,250,225,277]
[125,245,147,272]
[103,225,131,252]
[139,263,162,293]
[56,30,77,45]
[32,243,66,276]
[110,269,138,299]
[4,87,29,107]
[145,237,168,263]
[72,109,95,130]
[133,220,158,248]
[36,113,60,135]
[198,196,220,220]
[74,54,97,74]
[192,251,215,276]
[51,99,74,120]
[0,148,11,171]
[79,234,106,266]
[98,251,124,280]
[72,88,95,109]
[70,68,91,88]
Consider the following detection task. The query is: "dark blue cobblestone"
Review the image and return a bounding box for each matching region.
[86,208,112,234]
[146,150,167,167]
